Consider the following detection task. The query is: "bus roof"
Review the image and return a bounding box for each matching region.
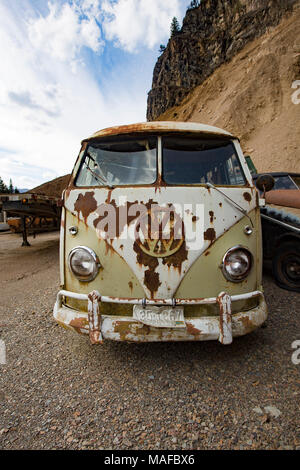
[83,121,235,142]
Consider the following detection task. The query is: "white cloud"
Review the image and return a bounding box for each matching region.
[0,0,190,189]
[28,0,185,59]
[0,0,147,189]
[28,1,104,67]
[102,0,183,52]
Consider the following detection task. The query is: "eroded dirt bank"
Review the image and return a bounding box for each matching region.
[157,4,300,174]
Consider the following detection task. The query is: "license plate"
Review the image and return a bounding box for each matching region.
[133,305,185,328]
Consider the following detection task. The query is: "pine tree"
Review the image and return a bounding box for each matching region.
[9,178,14,194]
[0,176,8,194]
[159,44,166,53]
[170,17,180,37]
[0,176,18,193]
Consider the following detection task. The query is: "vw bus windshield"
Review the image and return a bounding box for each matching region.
[162,136,246,186]
[76,136,157,187]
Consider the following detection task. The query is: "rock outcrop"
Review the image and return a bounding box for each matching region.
[148,4,300,174]
[147,0,298,120]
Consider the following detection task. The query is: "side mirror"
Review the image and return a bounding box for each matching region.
[255,174,275,193]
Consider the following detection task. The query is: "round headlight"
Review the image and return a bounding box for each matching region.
[222,246,252,282]
[68,246,100,282]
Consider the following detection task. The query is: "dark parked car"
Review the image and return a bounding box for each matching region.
[260,206,300,293]
[250,171,300,293]
[253,172,300,191]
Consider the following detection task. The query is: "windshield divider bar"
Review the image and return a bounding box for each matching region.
[157,136,162,179]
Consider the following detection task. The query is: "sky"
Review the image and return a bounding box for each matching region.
[0,0,190,190]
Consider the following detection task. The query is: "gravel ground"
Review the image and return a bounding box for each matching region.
[0,231,299,450]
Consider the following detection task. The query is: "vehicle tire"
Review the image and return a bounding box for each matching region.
[272,241,300,293]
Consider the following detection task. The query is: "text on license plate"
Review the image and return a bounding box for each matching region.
[133,305,185,328]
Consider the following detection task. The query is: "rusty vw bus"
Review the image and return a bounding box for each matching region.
[53,122,268,345]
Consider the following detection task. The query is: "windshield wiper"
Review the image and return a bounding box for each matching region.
[206,182,254,227]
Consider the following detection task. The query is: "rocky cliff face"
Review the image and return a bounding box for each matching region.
[150,4,300,174]
[147,0,298,120]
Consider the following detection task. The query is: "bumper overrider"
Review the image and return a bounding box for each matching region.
[53,290,267,345]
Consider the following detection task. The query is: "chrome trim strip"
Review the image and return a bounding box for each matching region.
[261,213,300,234]
[56,289,262,307]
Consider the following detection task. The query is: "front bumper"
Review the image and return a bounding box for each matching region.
[53,290,267,345]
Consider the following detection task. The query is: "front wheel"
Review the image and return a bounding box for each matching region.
[272,241,300,293]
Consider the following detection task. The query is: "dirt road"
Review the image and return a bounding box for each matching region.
[0,231,299,450]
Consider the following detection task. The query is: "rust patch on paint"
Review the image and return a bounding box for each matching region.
[74,191,97,224]
[93,198,188,295]
[209,211,214,224]
[128,281,133,291]
[65,175,75,200]
[134,241,160,298]
[144,270,161,297]
[204,228,216,244]
[205,251,210,256]
[186,322,201,336]
[113,321,131,341]
[83,122,235,142]
[93,199,142,238]
[153,174,167,193]
[106,189,113,204]
[134,241,159,271]
[217,294,224,340]
[114,321,150,341]
[238,315,255,333]
[70,317,89,329]
[162,242,188,273]
[243,192,252,203]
